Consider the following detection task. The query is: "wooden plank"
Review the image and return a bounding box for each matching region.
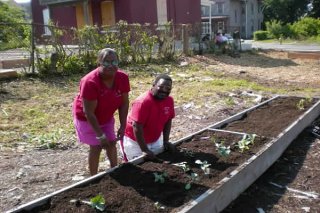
[0,69,18,79]
[0,59,30,69]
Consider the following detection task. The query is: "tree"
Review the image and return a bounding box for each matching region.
[309,0,320,18]
[262,0,310,24]
[0,1,28,49]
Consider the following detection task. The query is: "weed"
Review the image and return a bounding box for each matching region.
[215,141,231,157]
[237,134,256,152]
[172,162,191,173]
[185,172,199,190]
[195,160,211,175]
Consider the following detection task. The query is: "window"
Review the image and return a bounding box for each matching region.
[42,8,51,35]
[218,21,224,31]
[217,3,224,14]
[234,10,238,23]
[201,5,210,16]
[251,3,254,14]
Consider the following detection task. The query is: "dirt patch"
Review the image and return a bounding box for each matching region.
[16,96,315,212]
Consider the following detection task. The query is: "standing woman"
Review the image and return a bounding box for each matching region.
[73,48,130,175]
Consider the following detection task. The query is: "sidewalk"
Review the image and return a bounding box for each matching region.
[250,40,320,52]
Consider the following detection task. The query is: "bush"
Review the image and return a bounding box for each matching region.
[253,31,269,40]
[265,20,283,39]
[290,17,320,39]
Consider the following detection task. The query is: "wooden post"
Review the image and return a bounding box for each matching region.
[182,24,189,55]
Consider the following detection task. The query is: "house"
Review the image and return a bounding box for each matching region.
[31,0,201,38]
[201,0,263,39]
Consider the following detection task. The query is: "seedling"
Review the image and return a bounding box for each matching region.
[90,194,106,211]
[154,201,165,210]
[195,159,211,175]
[153,172,168,183]
[237,134,256,152]
[172,162,191,173]
[297,99,306,110]
[185,172,199,190]
[70,194,106,211]
[215,141,231,157]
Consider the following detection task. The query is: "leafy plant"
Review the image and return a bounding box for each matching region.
[297,99,306,110]
[237,134,256,153]
[215,141,231,157]
[172,162,191,173]
[195,159,211,175]
[154,201,165,210]
[90,194,106,211]
[153,172,168,183]
[185,172,199,190]
[70,194,106,212]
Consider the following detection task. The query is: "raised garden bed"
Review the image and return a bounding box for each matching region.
[7,96,320,213]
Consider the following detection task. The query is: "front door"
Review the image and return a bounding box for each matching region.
[101,1,115,26]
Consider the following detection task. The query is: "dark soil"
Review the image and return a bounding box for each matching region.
[22,96,316,213]
[222,96,316,138]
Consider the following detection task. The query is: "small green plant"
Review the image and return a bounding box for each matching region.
[297,99,306,110]
[153,172,168,183]
[90,194,106,211]
[154,201,165,210]
[195,160,211,175]
[70,194,106,211]
[185,172,199,190]
[237,134,256,152]
[215,141,231,157]
[172,162,191,173]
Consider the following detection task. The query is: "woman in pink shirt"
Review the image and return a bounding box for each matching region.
[73,48,130,175]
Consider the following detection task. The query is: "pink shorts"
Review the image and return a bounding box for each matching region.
[74,117,116,146]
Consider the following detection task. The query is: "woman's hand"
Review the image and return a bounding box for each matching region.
[117,125,125,140]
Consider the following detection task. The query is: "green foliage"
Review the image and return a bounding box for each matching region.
[195,159,211,174]
[290,17,320,39]
[0,2,30,50]
[296,98,311,110]
[154,202,165,210]
[173,162,191,173]
[263,0,309,24]
[157,22,176,61]
[90,194,106,211]
[254,31,270,41]
[237,134,256,153]
[30,129,65,149]
[185,172,199,190]
[265,20,285,39]
[153,172,168,183]
[215,141,231,157]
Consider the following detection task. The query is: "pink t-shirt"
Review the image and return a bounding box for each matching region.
[125,91,175,144]
[73,68,130,125]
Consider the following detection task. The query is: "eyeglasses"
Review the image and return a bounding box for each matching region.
[102,60,119,67]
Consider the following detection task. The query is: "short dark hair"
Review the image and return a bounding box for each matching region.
[153,74,172,85]
[97,48,118,65]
